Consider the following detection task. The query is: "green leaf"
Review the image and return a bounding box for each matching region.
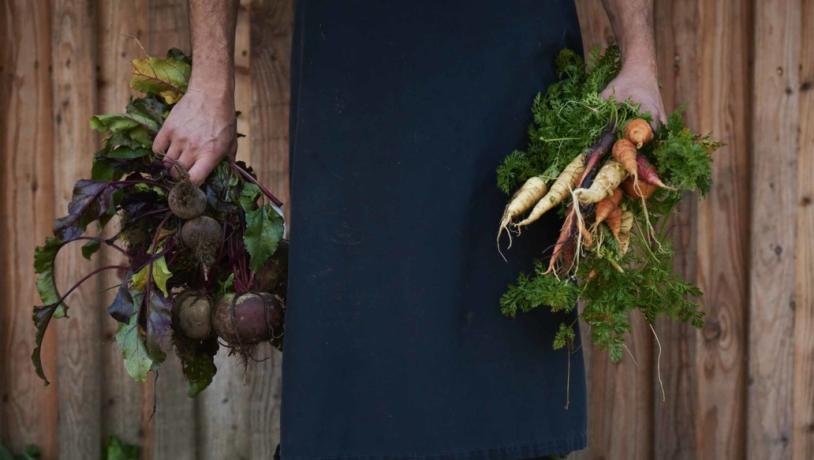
[91,157,117,181]
[130,256,173,297]
[81,239,101,260]
[106,147,151,159]
[0,443,41,460]
[90,114,140,133]
[103,436,139,460]
[238,182,261,210]
[33,237,65,317]
[174,335,219,397]
[243,204,285,272]
[553,323,576,350]
[116,313,155,383]
[130,56,191,104]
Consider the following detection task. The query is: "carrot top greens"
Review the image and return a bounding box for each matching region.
[497,47,719,362]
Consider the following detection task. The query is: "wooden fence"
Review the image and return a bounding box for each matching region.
[0,1,811,459]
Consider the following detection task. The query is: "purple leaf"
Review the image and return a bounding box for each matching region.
[54,180,114,241]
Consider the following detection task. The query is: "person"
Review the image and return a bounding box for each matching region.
[153,1,665,458]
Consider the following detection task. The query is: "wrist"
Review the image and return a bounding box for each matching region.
[620,40,657,73]
[188,71,235,103]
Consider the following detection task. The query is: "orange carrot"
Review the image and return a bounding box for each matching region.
[605,206,622,238]
[612,139,638,181]
[594,188,623,226]
[624,118,654,148]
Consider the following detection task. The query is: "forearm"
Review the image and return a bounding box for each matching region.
[188,0,239,94]
[601,0,657,74]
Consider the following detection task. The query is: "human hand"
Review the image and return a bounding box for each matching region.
[601,63,666,127]
[153,80,237,185]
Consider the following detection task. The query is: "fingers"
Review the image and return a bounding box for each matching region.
[165,142,186,179]
[153,127,171,157]
[188,153,220,186]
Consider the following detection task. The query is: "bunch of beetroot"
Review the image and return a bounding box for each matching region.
[32,49,287,396]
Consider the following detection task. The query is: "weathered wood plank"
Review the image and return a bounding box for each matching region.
[690,0,752,457]
[235,0,252,162]
[0,1,59,458]
[51,0,103,458]
[650,1,700,458]
[749,0,801,459]
[146,0,190,52]
[793,2,814,458]
[96,0,148,448]
[141,2,197,459]
[243,1,294,456]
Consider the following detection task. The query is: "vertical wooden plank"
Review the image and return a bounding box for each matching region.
[195,3,255,459]
[197,357,250,460]
[749,0,800,459]
[246,1,294,456]
[0,1,59,457]
[689,0,752,458]
[653,0,752,459]
[235,0,252,162]
[650,1,700,458]
[51,0,103,458]
[140,2,196,459]
[573,2,654,459]
[96,0,148,448]
[793,1,814,458]
[146,0,190,52]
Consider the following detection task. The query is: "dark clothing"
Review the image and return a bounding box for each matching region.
[282,2,586,458]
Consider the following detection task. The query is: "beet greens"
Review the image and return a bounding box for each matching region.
[33,49,286,396]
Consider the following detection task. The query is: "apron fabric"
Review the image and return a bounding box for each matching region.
[282,2,587,458]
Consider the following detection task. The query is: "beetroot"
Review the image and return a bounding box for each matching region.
[180,215,222,274]
[174,291,212,340]
[212,292,285,349]
[168,179,207,219]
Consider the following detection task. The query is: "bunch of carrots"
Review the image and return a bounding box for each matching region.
[499,118,667,274]
[496,47,719,363]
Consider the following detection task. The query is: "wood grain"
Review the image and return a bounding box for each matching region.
[691,0,752,456]
[96,0,148,448]
[51,0,103,458]
[244,1,294,455]
[793,1,814,458]
[650,1,700,458]
[748,0,800,459]
[0,1,58,458]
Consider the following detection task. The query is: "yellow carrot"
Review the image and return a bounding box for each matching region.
[516,153,585,228]
[617,210,635,255]
[497,176,548,246]
[573,160,627,204]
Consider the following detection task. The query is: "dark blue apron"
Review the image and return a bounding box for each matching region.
[282,2,586,458]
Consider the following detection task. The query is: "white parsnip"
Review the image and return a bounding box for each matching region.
[516,153,585,228]
[573,160,627,204]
